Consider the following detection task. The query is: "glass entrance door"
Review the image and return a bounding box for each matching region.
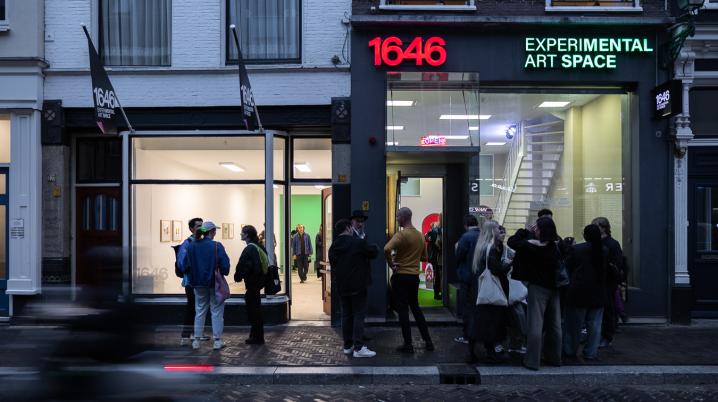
[689,180,718,316]
[0,168,8,316]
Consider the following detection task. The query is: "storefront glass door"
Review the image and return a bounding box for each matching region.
[0,168,8,316]
[689,180,718,316]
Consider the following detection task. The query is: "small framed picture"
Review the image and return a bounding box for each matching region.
[172,220,183,242]
[222,223,230,240]
[229,223,235,239]
[160,220,171,243]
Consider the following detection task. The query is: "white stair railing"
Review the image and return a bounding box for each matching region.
[496,122,525,225]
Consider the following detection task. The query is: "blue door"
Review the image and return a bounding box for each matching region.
[0,168,8,316]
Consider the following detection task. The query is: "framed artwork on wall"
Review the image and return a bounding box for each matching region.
[160,220,171,242]
[222,223,230,239]
[172,220,183,242]
[229,223,235,239]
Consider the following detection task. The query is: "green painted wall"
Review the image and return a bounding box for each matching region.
[290,194,322,254]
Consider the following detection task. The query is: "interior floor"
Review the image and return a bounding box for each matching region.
[290,268,330,321]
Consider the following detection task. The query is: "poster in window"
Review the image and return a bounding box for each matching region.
[222,223,230,240]
[172,220,183,242]
[160,220,171,243]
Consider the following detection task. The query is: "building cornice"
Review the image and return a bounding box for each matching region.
[44,64,350,76]
[351,14,674,27]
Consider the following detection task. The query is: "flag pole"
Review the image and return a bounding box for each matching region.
[82,24,135,134]
[230,24,274,265]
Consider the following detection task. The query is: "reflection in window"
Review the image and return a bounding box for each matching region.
[292,138,331,179]
[0,118,9,163]
[108,197,120,231]
[101,0,172,66]
[94,195,107,231]
[227,0,300,62]
[82,197,92,231]
[696,186,718,252]
[77,139,122,182]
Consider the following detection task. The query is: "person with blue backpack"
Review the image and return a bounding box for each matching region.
[453,214,481,346]
[235,225,268,345]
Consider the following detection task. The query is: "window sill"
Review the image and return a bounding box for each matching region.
[0,23,9,32]
[545,6,643,12]
[378,4,477,11]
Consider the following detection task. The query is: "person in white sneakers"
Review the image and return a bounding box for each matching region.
[329,218,379,358]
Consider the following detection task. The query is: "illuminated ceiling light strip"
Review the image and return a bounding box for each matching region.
[469,126,479,131]
[219,162,244,172]
[294,162,312,173]
[314,185,328,190]
[538,101,570,108]
[386,141,399,146]
[386,126,405,130]
[485,142,506,146]
[444,135,469,139]
[386,100,414,107]
[439,114,491,120]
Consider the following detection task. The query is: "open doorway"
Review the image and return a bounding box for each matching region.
[287,184,331,321]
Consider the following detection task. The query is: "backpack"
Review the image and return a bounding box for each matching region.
[248,243,269,275]
[264,265,282,295]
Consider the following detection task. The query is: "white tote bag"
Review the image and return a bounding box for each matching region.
[508,271,528,305]
[476,244,508,306]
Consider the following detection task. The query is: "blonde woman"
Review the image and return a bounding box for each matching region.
[466,220,512,363]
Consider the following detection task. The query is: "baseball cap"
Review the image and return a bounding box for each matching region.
[200,221,219,233]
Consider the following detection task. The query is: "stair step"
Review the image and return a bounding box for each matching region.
[527,150,562,155]
[529,141,564,145]
[524,121,563,129]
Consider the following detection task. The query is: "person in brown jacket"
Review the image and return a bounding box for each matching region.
[385,207,434,353]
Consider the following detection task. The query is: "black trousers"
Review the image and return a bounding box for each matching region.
[602,286,618,342]
[340,291,368,349]
[181,285,195,338]
[433,264,442,299]
[391,274,432,346]
[246,287,264,341]
[296,255,309,281]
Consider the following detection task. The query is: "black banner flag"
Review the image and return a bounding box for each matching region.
[83,25,125,135]
[230,25,260,131]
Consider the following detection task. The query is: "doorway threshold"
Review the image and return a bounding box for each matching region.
[285,320,331,327]
[367,307,460,326]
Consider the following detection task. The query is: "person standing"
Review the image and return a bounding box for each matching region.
[351,210,368,239]
[329,219,379,358]
[453,214,481,345]
[315,224,324,279]
[591,217,624,348]
[180,221,231,351]
[384,207,434,353]
[235,225,268,345]
[563,224,610,360]
[291,224,313,283]
[177,217,202,346]
[425,219,443,301]
[507,217,563,370]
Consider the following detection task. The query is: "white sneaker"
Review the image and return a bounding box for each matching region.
[192,339,200,350]
[342,347,353,355]
[353,346,376,358]
[213,339,226,350]
[494,344,505,353]
[180,337,190,346]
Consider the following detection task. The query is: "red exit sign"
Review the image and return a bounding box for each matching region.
[369,36,447,67]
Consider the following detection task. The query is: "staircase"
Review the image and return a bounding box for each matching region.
[500,117,565,233]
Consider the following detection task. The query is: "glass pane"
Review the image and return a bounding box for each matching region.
[400,178,421,196]
[274,137,286,181]
[0,173,5,194]
[0,205,5,279]
[108,197,120,231]
[386,72,480,147]
[101,0,171,66]
[132,184,270,294]
[690,89,718,136]
[292,138,331,179]
[0,117,9,163]
[94,194,107,231]
[77,139,122,182]
[228,0,300,61]
[0,0,5,21]
[479,154,494,196]
[133,136,280,180]
[551,0,635,6]
[82,197,92,231]
[696,186,718,252]
[387,0,471,4]
[323,193,332,262]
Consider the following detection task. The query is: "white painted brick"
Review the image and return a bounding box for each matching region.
[44,0,352,107]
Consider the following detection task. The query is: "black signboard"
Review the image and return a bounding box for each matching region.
[83,26,124,135]
[230,25,259,131]
[653,80,683,119]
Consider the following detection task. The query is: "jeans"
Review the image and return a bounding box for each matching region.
[391,274,432,346]
[340,291,368,349]
[246,287,264,341]
[296,255,309,281]
[433,264,442,299]
[564,307,604,359]
[181,285,195,338]
[194,287,225,340]
[525,284,562,369]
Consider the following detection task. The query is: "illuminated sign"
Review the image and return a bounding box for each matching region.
[652,80,683,119]
[524,37,653,69]
[420,135,447,146]
[369,36,447,67]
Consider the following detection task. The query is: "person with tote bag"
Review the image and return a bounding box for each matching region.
[467,220,512,364]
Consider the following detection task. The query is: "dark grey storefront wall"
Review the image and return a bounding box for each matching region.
[350,26,672,318]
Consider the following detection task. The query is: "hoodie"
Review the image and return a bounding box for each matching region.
[329,234,378,296]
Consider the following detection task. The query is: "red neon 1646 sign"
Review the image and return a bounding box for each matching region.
[368,36,446,67]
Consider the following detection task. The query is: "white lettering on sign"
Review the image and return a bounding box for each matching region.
[656,89,670,112]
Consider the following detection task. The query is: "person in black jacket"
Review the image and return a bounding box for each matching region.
[329,219,379,358]
[234,225,267,345]
[563,224,610,360]
[453,214,481,345]
[592,217,624,348]
[507,217,563,371]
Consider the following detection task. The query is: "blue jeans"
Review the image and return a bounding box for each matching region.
[194,287,225,340]
[564,306,604,359]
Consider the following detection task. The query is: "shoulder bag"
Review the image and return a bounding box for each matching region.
[214,243,230,303]
[476,244,508,306]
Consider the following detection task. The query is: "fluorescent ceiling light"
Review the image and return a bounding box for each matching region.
[294,162,312,173]
[314,185,328,190]
[387,100,414,107]
[386,126,405,130]
[469,126,479,131]
[439,114,491,120]
[386,141,398,146]
[273,184,279,189]
[538,101,570,108]
[444,135,469,140]
[219,162,244,172]
[485,142,506,146]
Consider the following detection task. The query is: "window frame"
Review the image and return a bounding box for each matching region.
[76,137,123,184]
[545,0,643,12]
[98,0,173,67]
[0,0,9,32]
[705,0,718,9]
[379,0,476,11]
[224,0,302,65]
